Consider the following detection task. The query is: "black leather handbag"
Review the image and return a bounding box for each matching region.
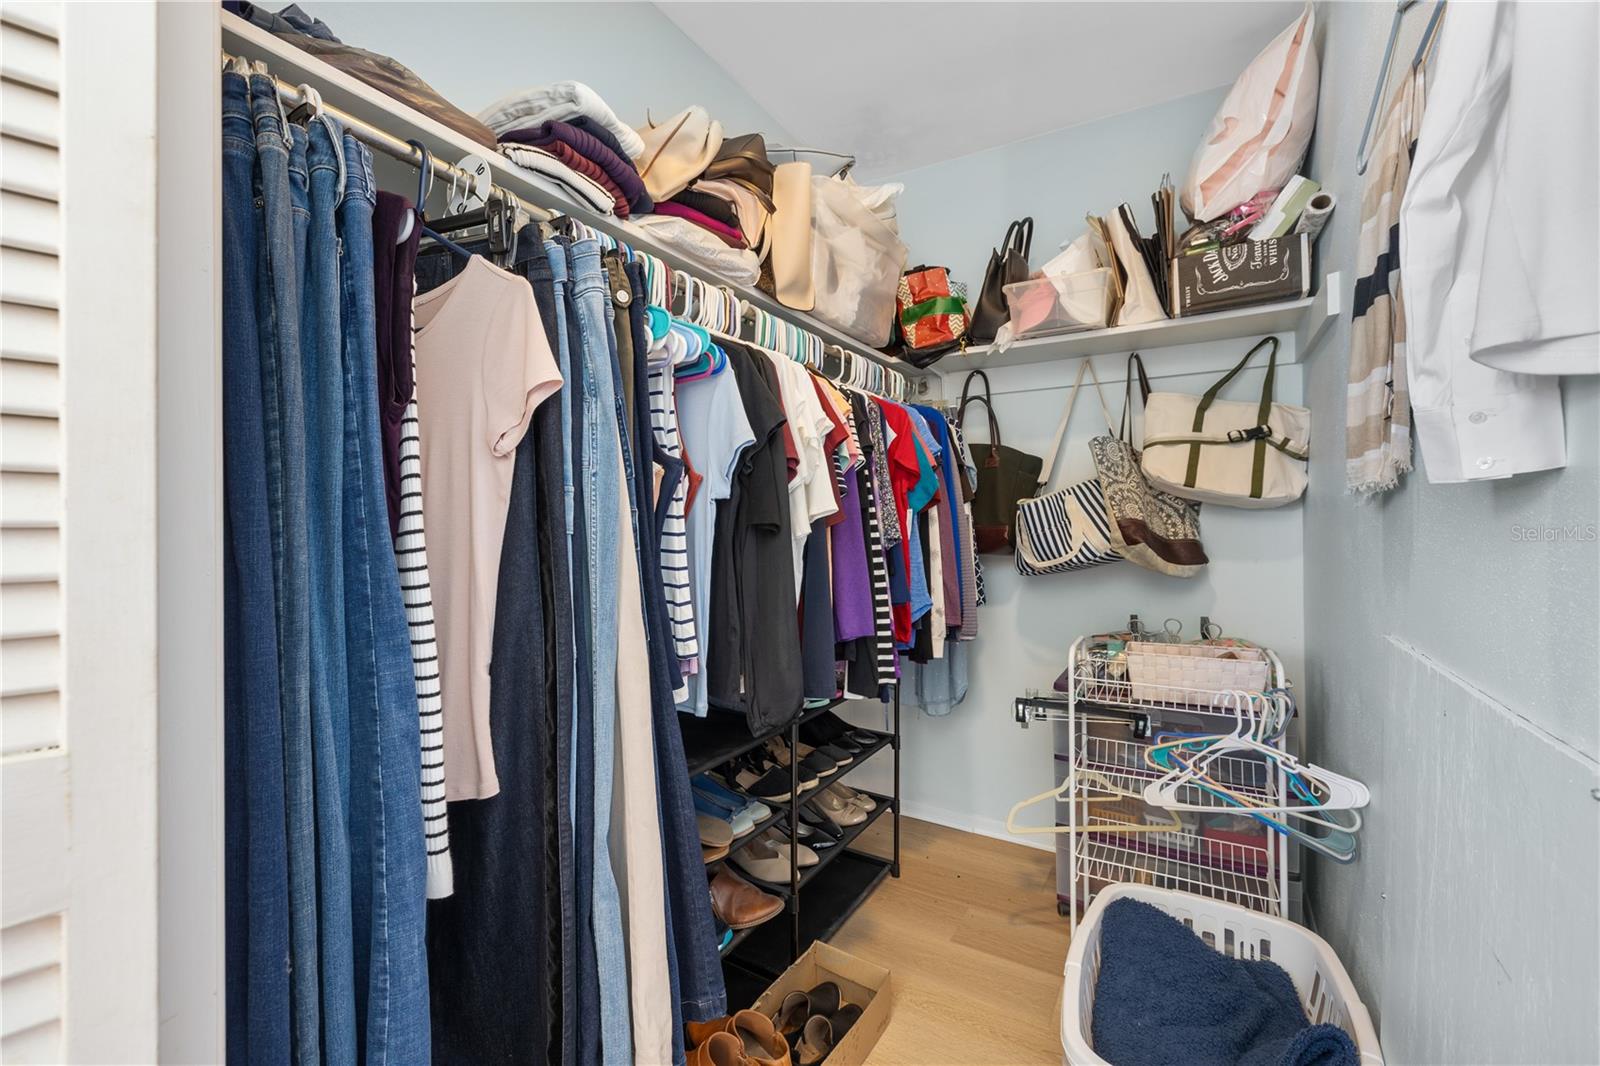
[958,369,1044,554]
[971,217,1033,344]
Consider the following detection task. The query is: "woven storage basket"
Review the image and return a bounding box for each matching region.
[1125,642,1269,706]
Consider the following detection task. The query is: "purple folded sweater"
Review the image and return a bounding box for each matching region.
[499,120,652,214]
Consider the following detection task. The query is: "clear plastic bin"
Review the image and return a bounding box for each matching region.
[1004,269,1113,338]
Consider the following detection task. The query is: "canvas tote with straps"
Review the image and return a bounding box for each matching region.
[1140,336,1311,507]
[1014,361,1123,576]
[1088,353,1208,578]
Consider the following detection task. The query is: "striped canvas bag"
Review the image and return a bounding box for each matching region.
[1015,360,1123,577]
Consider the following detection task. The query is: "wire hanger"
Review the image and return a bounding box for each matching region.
[1356,0,1448,174]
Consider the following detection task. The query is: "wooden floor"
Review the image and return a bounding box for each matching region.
[834,817,1071,1065]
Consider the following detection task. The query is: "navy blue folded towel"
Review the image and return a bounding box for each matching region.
[1090,898,1359,1066]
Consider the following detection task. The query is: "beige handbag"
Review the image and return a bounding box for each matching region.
[1104,208,1165,327]
[635,106,723,201]
[1140,336,1310,508]
[768,161,815,311]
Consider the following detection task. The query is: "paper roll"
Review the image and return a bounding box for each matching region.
[1292,191,1337,244]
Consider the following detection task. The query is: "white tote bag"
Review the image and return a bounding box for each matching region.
[1106,209,1166,327]
[1014,361,1123,576]
[1140,337,1311,508]
[808,175,908,346]
[1181,4,1320,221]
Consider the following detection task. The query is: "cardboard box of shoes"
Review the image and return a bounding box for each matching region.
[755,943,892,1065]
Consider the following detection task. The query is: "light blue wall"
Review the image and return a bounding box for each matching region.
[1298,4,1599,1064]
[873,87,1226,298]
[839,89,1311,881]
[303,2,796,140]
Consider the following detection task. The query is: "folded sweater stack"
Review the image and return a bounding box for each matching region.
[479,83,649,217]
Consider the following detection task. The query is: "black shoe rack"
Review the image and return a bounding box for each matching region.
[679,688,902,1002]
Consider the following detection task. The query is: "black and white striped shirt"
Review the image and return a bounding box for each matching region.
[855,396,898,689]
[647,363,696,692]
[399,372,453,897]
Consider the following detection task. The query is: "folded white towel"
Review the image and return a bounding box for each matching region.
[497,144,617,216]
[478,81,646,160]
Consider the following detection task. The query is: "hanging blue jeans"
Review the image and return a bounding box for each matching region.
[338,132,430,1065]
[524,240,579,1066]
[567,240,633,1064]
[617,260,727,1040]
[249,72,320,1065]
[302,113,358,1066]
[222,70,291,1066]
[542,241,582,1066]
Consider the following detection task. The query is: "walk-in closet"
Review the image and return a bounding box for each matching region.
[1,2,1596,1064]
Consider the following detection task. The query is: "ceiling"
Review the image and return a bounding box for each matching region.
[656,1,1306,176]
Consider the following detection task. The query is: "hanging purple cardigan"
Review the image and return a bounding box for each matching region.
[373,191,421,539]
[498,120,653,214]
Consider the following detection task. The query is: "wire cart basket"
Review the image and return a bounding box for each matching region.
[1016,632,1294,931]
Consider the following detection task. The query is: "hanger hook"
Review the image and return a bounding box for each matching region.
[405,139,433,217]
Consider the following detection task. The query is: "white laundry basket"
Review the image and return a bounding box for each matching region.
[1061,885,1382,1065]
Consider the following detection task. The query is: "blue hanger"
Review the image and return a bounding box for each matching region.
[420,225,473,260]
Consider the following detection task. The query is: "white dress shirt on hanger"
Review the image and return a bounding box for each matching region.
[1400,0,1568,483]
[1467,0,1599,377]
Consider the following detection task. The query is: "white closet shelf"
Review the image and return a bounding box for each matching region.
[220,12,937,387]
[957,272,1342,370]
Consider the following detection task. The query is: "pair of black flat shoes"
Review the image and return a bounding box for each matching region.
[800,712,880,758]
[772,981,862,1065]
[728,714,881,805]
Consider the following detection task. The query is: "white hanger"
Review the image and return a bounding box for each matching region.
[1005,768,1185,837]
[1141,691,1370,816]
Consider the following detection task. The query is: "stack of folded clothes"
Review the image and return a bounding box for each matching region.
[657,132,777,252]
[628,130,783,282]
[498,120,651,218]
[478,82,649,217]
[228,1,501,149]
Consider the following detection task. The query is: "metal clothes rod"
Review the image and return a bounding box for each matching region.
[223,52,554,222]
[223,48,927,402]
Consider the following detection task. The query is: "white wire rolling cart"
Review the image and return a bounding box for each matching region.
[1013,631,1294,930]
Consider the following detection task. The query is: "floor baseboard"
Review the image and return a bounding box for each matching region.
[897,800,1055,853]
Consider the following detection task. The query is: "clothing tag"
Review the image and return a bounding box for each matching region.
[447,154,492,213]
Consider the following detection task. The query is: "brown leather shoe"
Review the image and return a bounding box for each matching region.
[709,869,783,930]
[687,1010,791,1066]
[688,1030,742,1066]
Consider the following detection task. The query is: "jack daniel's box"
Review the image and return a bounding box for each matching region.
[1170,233,1311,316]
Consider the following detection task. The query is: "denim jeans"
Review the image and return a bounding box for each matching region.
[619,261,727,1039]
[337,132,431,1064]
[302,113,358,1066]
[523,240,577,1066]
[601,256,674,1065]
[426,426,550,1065]
[541,241,581,1066]
[568,240,633,1063]
[222,70,292,1066]
[249,72,320,1065]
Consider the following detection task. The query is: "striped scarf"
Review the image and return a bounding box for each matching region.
[1347,64,1426,494]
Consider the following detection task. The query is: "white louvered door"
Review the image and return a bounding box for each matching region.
[1,2,159,1061]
